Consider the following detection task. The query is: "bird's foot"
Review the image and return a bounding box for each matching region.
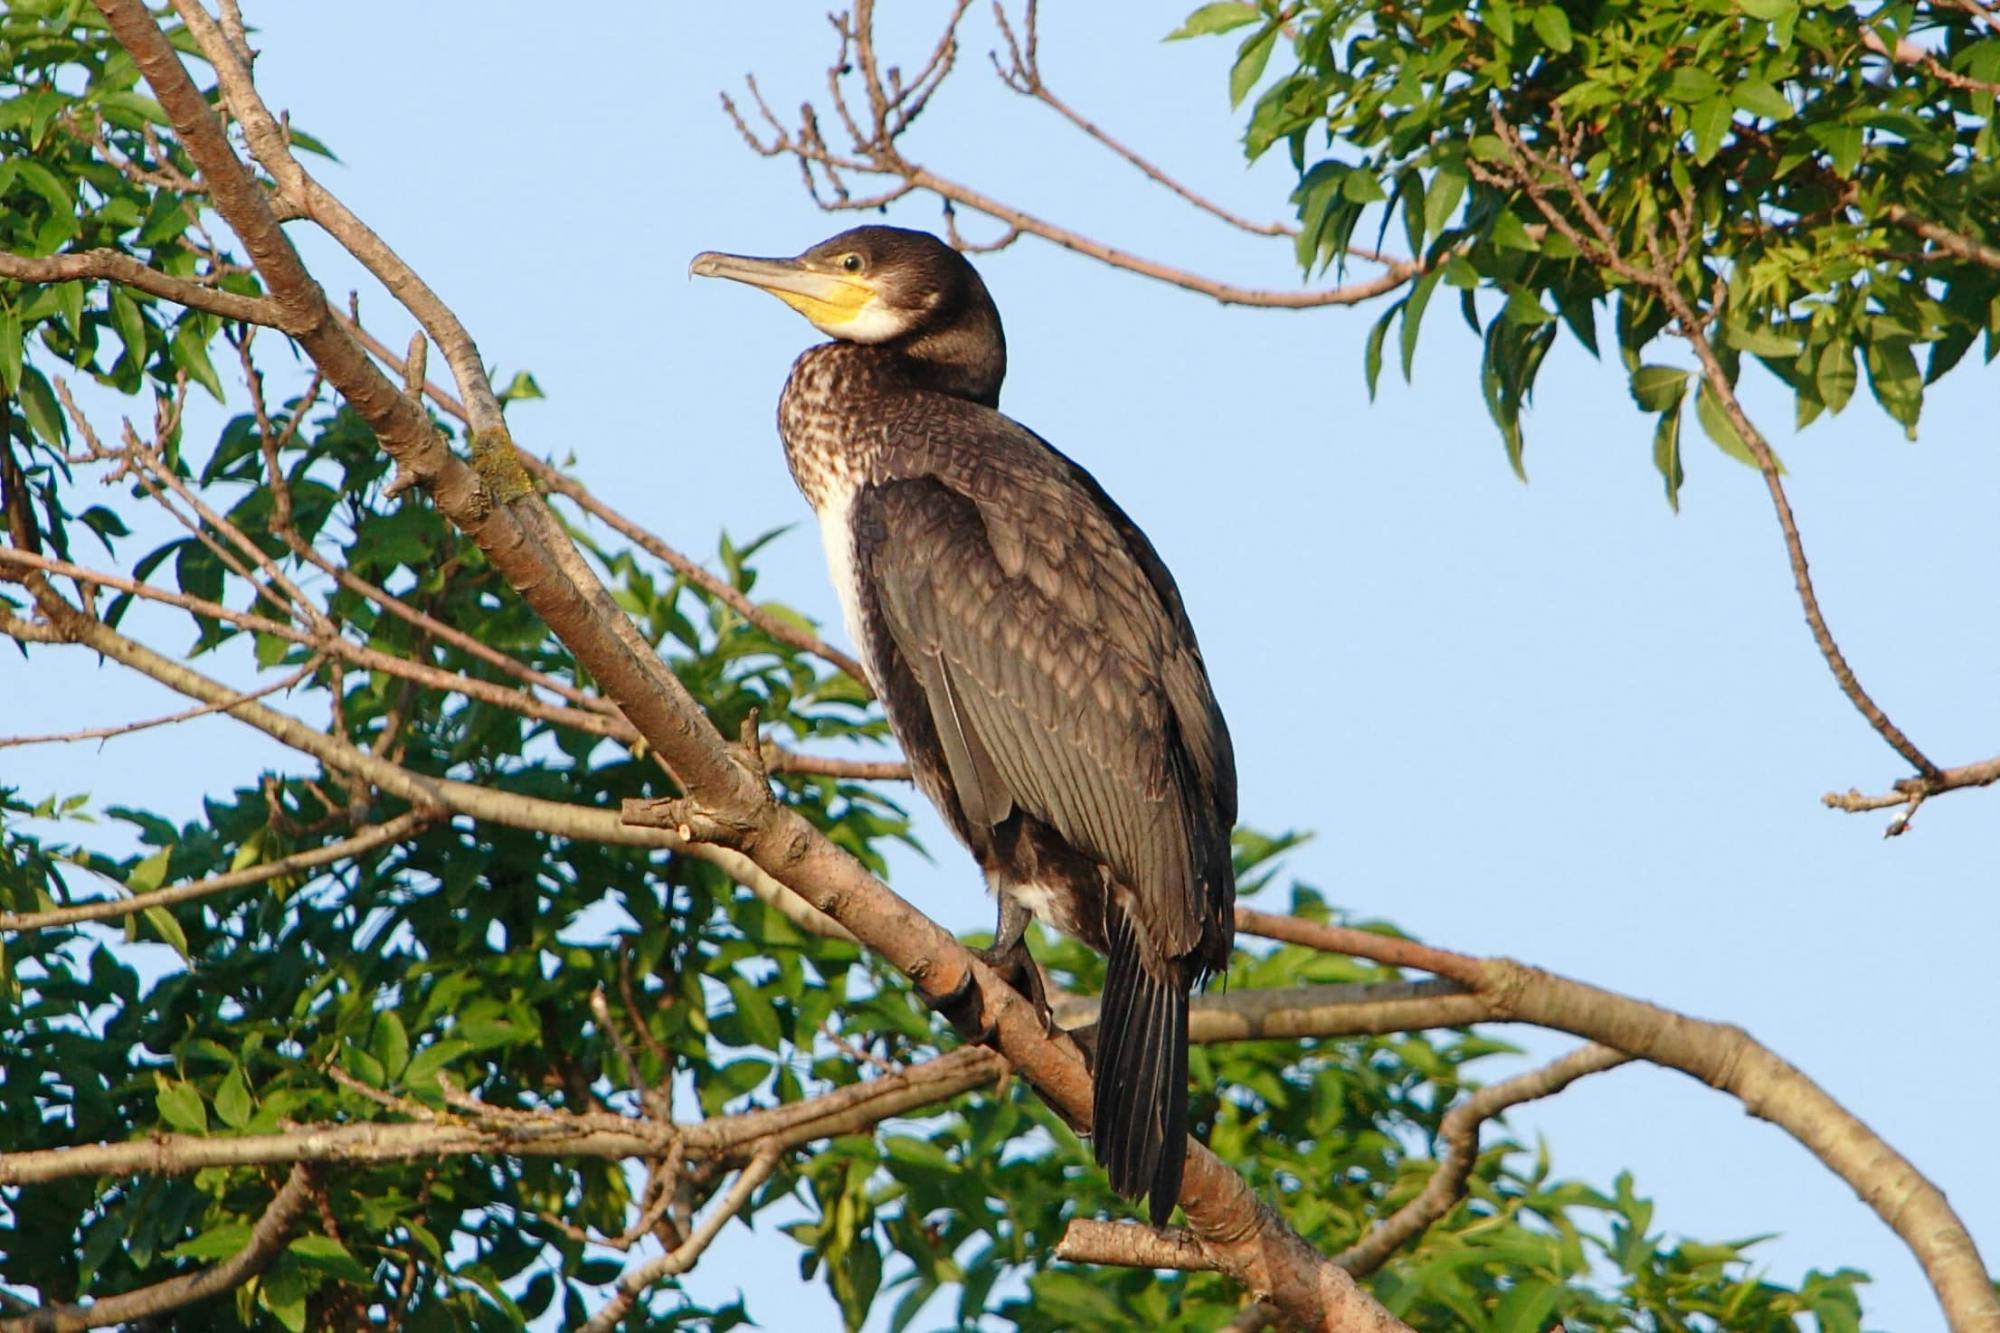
[921,936,1057,1047]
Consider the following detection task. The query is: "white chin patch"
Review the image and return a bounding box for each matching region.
[818,297,908,344]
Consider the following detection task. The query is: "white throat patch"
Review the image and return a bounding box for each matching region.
[816,296,909,345]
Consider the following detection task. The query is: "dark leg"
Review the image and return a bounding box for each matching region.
[982,894,1053,1032]
[921,893,1056,1044]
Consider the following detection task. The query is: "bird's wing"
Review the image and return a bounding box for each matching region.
[851,473,1223,957]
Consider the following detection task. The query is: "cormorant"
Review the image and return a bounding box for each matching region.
[691,226,1236,1224]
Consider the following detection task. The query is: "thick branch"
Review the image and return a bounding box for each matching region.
[333,313,873,686]
[1242,912,2000,1333]
[0,1164,311,1332]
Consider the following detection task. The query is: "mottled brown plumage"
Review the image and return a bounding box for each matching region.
[692,226,1236,1224]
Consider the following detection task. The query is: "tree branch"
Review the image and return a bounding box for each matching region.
[721,2,1424,309]
[989,0,1299,240]
[1237,910,2000,1333]
[0,1164,312,1332]
[1823,753,2000,835]
[332,312,874,686]
[1058,1045,1629,1281]
[1333,1043,1629,1276]
[1478,112,1953,798]
[0,248,289,329]
[0,809,433,933]
[578,1148,780,1333]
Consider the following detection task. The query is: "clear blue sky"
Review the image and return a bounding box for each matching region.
[12,4,1995,1329]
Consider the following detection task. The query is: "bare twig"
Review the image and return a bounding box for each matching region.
[0,657,316,752]
[991,1,1298,239]
[1884,204,2000,271]
[0,547,634,743]
[1234,908,1998,1333]
[720,3,1424,309]
[1823,753,2000,835]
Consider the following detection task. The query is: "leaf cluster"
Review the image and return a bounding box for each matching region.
[1183,0,2000,501]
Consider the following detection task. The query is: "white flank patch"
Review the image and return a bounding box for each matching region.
[815,478,875,689]
[1007,881,1061,923]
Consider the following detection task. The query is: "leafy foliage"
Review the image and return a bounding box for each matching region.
[1191,0,2000,500]
[0,5,1881,1330]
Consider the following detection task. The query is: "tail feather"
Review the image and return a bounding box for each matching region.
[1094,907,1189,1226]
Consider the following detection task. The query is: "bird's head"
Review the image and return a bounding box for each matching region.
[690,225,1006,403]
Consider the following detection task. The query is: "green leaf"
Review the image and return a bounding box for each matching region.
[1691,98,1731,163]
[372,1010,411,1078]
[1229,23,1278,108]
[1363,299,1396,399]
[1738,0,1798,18]
[213,1065,253,1128]
[1166,1,1259,39]
[1864,339,1922,438]
[1500,286,1553,326]
[155,1076,208,1135]
[496,369,544,404]
[289,1233,371,1283]
[127,845,173,893]
[1665,68,1722,103]
[1694,378,1772,471]
[141,904,190,958]
[1423,160,1468,244]
[0,304,20,395]
[1653,400,1685,511]
[404,1036,473,1090]
[172,324,225,402]
[167,1222,252,1261]
[16,366,65,447]
[1400,268,1444,380]
[1530,6,1572,53]
[1808,120,1862,174]
[1733,80,1793,121]
[1628,364,1690,413]
[1728,323,1804,358]
[1816,338,1857,414]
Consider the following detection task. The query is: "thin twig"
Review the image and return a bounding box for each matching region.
[1333,1043,1629,1275]
[1480,112,1943,784]
[0,657,315,752]
[0,809,435,933]
[578,1147,781,1332]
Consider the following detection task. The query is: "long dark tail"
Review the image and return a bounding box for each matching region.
[1094,906,1188,1226]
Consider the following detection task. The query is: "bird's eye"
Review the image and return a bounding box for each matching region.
[840,254,863,273]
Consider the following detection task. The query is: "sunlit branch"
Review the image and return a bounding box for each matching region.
[0,247,289,329]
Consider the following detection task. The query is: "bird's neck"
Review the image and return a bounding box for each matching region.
[778,339,1004,511]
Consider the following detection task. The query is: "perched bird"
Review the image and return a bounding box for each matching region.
[691,226,1236,1224]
